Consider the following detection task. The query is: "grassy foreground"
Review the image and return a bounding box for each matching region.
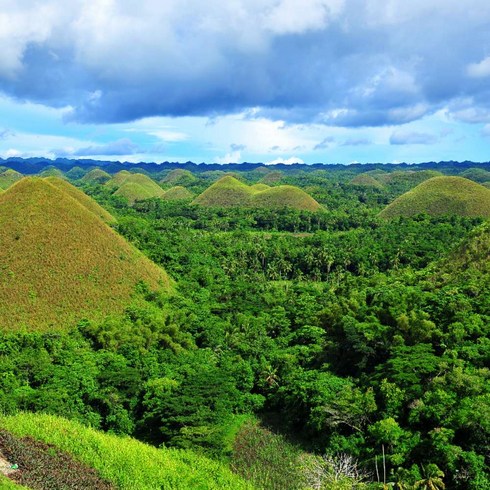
[0,413,253,490]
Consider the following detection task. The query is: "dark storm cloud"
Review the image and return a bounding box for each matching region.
[2,1,490,127]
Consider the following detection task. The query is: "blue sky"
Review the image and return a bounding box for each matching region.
[1,0,490,165]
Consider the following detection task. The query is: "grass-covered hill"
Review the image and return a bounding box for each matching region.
[44,177,115,223]
[379,176,490,219]
[193,176,254,207]
[0,169,23,190]
[259,170,284,184]
[460,167,490,183]
[0,413,252,490]
[108,172,165,203]
[38,166,65,178]
[162,168,198,185]
[193,176,322,211]
[349,173,384,189]
[81,168,112,184]
[0,178,170,330]
[162,185,194,200]
[252,185,322,212]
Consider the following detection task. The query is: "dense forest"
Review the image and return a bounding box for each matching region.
[0,161,489,489]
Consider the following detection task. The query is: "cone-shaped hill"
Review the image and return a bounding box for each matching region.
[163,186,194,200]
[0,178,170,331]
[250,183,271,192]
[193,176,322,211]
[0,168,23,190]
[162,169,197,185]
[349,174,384,189]
[38,166,65,178]
[460,167,490,183]
[192,176,254,207]
[44,177,115,223]
[109,173,165,203]
[379,176,490,219]
[81,168,112,184]
[252,185,322,212]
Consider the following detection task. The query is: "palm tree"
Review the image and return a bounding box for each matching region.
[414,464,445,490]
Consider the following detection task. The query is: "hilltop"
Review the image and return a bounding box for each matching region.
[193,176,322,211]
[44,177,115,223]
[163,186,194,200]
[379,176,490,219]
[193,176,254,207]
[108,172,165,203]
[81,168,112,184]
[252,185,322,212]
[0,413,252,490]
[349,173,384,189]
[0,178,170,330]
[0,169,23,190]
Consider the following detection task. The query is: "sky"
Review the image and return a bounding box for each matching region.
[1,0,490,165]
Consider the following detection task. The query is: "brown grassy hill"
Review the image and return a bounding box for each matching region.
[0,178,170,331]
[0,169,23,190]
[114,182,158,204]
[163,186,194,200]
[379,176,490,219]
[376,170,442,187]
[252,185,322,212]
[82,168,112,184]
[38,166,65,178]
[105,170,133,188]
[192,176,254,207]
[350,174,384,189]
[44,177,115,223]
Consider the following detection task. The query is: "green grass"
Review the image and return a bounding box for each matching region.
[259,170,284,184]
[250,183,270,192]
[0,169,23,190]
[0,413,253,490]
[0,475,28,489]
[0,178,171,331]
[163,185,194,200]
[252,185,322,212]
[460,167,490,183]
[350,173,384,189]
[162,169,198,185]
[379,176,490,219]
[108,172,166,203]
[81,168,112,184]
[192,176,254,207]
[193,176,321,211]
[38,166,65,178]
[377,169,442,186]
[44,177,115,223]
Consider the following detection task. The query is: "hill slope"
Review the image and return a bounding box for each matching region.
[193,176,254,207]
[379,176,490,219]
[0,169,23,190]
[81,168,112,184]
[163,186,194,200]
[44,177,115,223]
[0,178,170,330]
[0,413,252,490]
[252,185,322,211]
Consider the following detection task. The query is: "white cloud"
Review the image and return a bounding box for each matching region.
[213,150,241,164]
[467,56,490,78]
[265,156,305,165]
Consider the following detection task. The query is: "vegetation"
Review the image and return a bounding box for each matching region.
[81,168,112,184]
[0,413,252,489]
[380,176,490,218]
[0,161,489,489]
[252,185,322,212]
[192,176,254,207]
[0,169,22,190]
[0,178,170,330]
[350,173,384,189]
[163,185,194,200]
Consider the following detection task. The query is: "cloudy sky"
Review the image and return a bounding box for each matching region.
[1,0,490,164]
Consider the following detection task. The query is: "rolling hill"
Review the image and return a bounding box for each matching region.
[252,185,322,212]
[44,177,115,223]
[192,176,254,207]
[0,413,252,490]
[379,176,490,219]
[349,173,384,189]
[163,186,194,200]
[0,178,170,330]
[81,168,112,184]
[162,168,197,185]
[0,169,23,190]
[193,176,322,211]
[108,172,165,203]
